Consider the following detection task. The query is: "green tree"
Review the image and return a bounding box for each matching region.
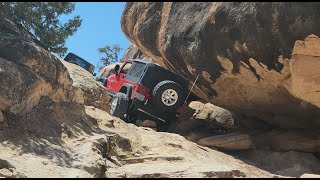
[97,44,122,70]
[0,2,82,57]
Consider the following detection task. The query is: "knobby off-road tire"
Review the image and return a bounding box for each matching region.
[152,80,186,111]
[110,92,129,119]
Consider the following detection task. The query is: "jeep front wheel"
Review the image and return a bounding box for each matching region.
[110,92,129,119]
[152,80,185,111]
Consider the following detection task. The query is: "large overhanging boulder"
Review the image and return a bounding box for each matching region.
[121,2,320,129]
[120,43,153,62]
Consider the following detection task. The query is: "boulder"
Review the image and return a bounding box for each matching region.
[189,101,238,129]
[198,133,253,150]
[0,16,71,116]
[120,43,153,62]
[0,100,110,178]
[0,16,110,178]
[61,60,110,112]
[174,101,271,143]
[121,2,320,129]
[0,16,109,119]
[283,34,320,109]
[169,101,228,143]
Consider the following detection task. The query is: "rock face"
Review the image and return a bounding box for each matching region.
[235,150,320,177]
[86,108,275,178]
[0,17,110,177]
[120,43,153,62]
[6,101,320,178]
[169,102,228,143]
[198,133,253,150]
[0,102,285,178]
[0,16,109,119]
[283,34,320,109]
[0,17,71,116]
[180,101,320,152]
[61,60,109,112]
[253,130,320,153]
[121,2,320,129]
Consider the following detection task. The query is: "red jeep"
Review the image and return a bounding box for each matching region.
[105,59,189,131]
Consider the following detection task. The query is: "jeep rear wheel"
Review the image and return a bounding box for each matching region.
[110,92,129,119]
[152,80,185,111]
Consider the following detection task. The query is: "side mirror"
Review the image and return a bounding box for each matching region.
[114,64,120,75]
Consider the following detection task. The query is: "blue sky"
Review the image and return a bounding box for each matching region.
[60,2,131,74]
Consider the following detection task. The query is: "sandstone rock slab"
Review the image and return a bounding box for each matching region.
[197,133,253,150]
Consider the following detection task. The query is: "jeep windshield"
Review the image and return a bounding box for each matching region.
[125,61,147,83]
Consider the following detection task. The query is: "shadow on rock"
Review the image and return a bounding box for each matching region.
[0,96,105,167]
[227,149,320,178]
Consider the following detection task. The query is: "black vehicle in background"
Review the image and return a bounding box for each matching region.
[64,52,96,75]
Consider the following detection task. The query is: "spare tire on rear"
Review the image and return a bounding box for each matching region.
[152,80,186,111]
[110,92,129,119]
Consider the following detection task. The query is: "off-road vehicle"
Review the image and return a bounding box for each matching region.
[64,52,96,75]
[105,59,189,131]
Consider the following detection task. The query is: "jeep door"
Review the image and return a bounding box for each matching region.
[106,61,133,93]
